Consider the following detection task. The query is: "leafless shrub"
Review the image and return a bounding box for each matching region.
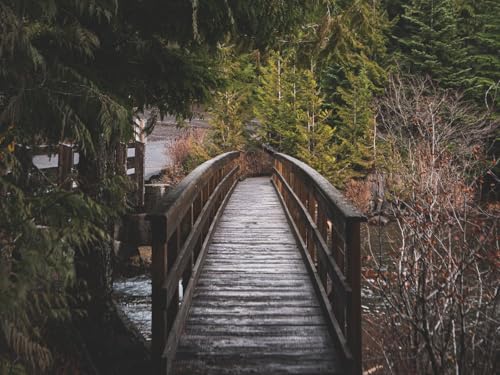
[165,128,207,168]
[239,149,273,177]
[345,178,373,213]
[364,75,499,375]
[162,129,208,185]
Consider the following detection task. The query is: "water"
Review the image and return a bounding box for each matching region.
[113,275,152,341]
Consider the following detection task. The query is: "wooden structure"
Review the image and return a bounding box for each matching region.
[28,142,145,206]
[116,141,146,207]
[149,150,365,375]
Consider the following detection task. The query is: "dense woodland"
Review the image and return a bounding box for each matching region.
[0,1,498,374]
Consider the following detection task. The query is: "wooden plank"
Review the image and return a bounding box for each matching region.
[173,358,340,375]
[172,177,341,375]
[182,324,328,336]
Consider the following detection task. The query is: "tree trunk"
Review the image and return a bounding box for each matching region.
[76,135,114,312]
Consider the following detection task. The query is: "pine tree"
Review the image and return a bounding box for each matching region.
[206,46,256,153]
[457,0,500,108]
[295,69,336,179]
[318,0,389,105]
[254,50,298,154]
[396,0,469,89]
[332,69,376,185]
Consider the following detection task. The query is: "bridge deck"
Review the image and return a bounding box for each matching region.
[172,177,341,375]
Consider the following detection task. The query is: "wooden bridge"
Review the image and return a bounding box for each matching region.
[148,150,365,375]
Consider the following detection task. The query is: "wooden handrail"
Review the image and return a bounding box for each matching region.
[268,149,366,375]
[147,151,240,374]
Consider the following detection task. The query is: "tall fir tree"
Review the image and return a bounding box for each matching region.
[295,69,336,180]
[396,0,469,89]
[206,46,257,153]
[255,50,298,154]
[457,0,500,108]
[332,69,376,185]
[318,0,389,106]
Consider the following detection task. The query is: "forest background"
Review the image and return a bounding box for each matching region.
[0,0,498,374]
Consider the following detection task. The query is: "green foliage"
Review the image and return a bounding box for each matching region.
[0,0,132,154]
[318,0,389,103]
[332,69,375,185]
[255,50,299,154]
[396,0,469,90]
[206,46,257,154]
[457,0,500,108]
[295,69,336,179]
[0,153,119,372]
[0,1,127,372]
[255,50,337,179]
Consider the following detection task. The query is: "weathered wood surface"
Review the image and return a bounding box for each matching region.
[172,177,341,375]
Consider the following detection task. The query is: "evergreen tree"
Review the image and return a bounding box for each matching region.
[255,50,298,154]
[295,69,336,179]
[396,0,469,89]
[332,69,376,185]
[318,0,389,105]
[206,46,257,153]
[457,0,500,108]
[255,49,337,178]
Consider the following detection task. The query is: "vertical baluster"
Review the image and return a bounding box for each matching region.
[306,190,316,267]
[346,221,362,375]
[151,215,168,374]
[182,207,194,293]
[166,228,180,340]
[316,201,328,288]
[331,221,345,337]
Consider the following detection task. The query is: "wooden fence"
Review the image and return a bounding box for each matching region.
[26,141,145,206]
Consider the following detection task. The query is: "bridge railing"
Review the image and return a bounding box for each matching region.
[148,151,240,374]
[268,150,366,375]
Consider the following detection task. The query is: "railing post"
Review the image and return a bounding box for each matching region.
[135,141,145,207]
[151,215,168,374]
[58,144,73,189]
[346,221,362,375]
